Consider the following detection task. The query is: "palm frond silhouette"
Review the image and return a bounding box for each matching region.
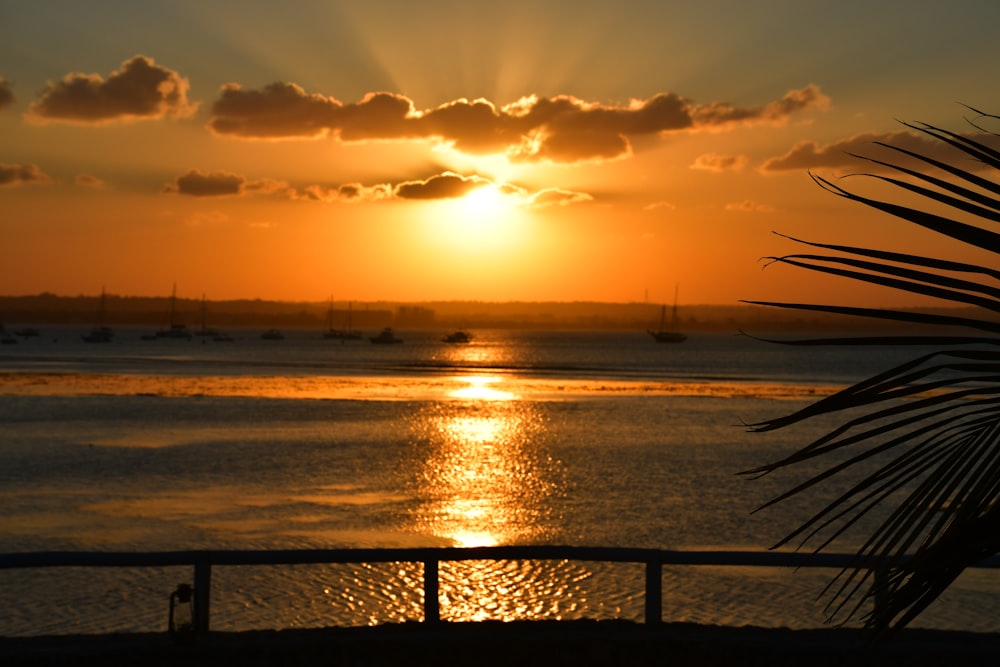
[742,107,1000,635]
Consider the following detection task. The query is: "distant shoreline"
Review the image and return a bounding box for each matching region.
[0,294,977,333]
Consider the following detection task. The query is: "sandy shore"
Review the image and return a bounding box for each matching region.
[4,620,1000,666]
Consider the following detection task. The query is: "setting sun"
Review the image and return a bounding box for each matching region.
[417,185,531,268]
[460,184,510,222]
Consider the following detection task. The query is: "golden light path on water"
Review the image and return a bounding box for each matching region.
[417,375,525,548]
[400,372,571,621]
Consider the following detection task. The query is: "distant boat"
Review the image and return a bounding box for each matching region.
[0,326,17,345]
[194,295,233,341]
[370,327,403,344]
[261,329,284,340]
[153,285,192,339]
[82,326,114,343]
[14,327,41,338]
[82,288,114,343]
[442,330,472,343]
[648,288,686,344]
[323,299,362,340]
[195,294,221,337]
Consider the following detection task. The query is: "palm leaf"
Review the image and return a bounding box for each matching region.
[744,109,1000,636]
[766,232,1000,282]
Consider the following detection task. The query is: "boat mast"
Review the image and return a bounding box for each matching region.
[97,286,106,327]
[168,284,178,327]
[671,285,679,333]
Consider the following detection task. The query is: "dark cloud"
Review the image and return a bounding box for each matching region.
[0,163,49,186]
[394,172,490,200]
[208,84,830,163]
[0,78,13,110]
[163,167,589,208]
[694,85,829,127]
[209,82,341,138]
[26,56,196,124]
[338,92,417,141]
[165,170,247,196]
[760,129,996,173]
[417,97,523,152]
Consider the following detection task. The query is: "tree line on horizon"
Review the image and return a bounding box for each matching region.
[0,293,981,332]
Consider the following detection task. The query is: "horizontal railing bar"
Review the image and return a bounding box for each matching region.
[2,546,999,570]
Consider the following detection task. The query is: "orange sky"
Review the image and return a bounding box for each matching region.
[1,1,998,307]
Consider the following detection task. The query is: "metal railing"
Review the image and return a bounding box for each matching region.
[3,546,999,635]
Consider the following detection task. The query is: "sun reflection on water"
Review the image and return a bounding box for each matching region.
[448,375,517,402]
[408,375,559,548]
[398,373,576,621]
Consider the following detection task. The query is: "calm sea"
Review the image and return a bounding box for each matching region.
[0,326,996,635]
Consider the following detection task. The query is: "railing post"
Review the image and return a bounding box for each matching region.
[644,559,662,625]
[873,561,888,622]
[194,555,212,635]
[423,559,440,623]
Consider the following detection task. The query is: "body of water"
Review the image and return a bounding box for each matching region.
[0,326,996,635]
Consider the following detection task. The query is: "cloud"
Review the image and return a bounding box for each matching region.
[725,200,775,213]
[209,82,343,138]
[0,163,50,186]
[26,55,197,124]
[691,153,747,173]
[525,188,594,208]
[75,174,106,188]
[166,170,247,196]
[208,83,830,163]
[297,183,393,203]
[643,201,677,212]
[164,167,590,208]
[0,77,13,110]
[693,85,830,128]
[760,129,997,173]
[394,172,490,200]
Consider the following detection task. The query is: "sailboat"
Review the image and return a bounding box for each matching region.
[81,288,114,343]
[153,284,192,339]
[323,299,362,340]
[648,288,687,343]
[195,294,233,342]
[195,294,220,337]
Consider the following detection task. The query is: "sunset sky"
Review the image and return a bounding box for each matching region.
[2,0,998,307]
